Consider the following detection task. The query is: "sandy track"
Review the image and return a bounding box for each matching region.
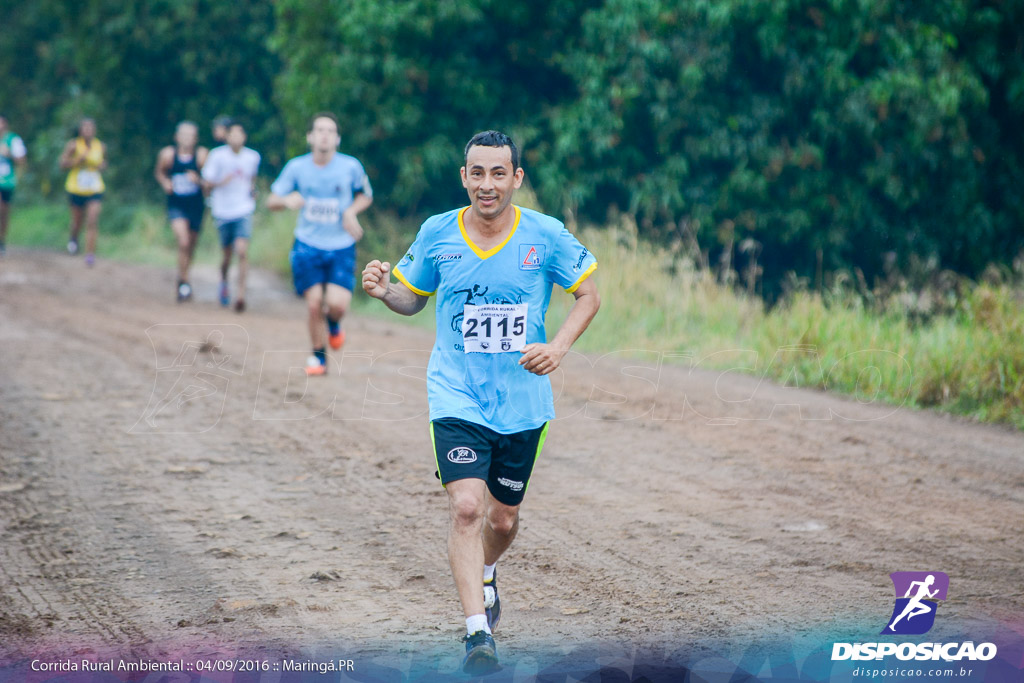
[1,250,1022,676]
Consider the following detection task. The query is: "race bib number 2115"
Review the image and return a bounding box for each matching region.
[462,303,527,353]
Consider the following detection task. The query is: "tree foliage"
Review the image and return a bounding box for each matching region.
[2,0,1022,293]
[273,0,590,214]
[273,0,1024,294]
[545,0,1024,290]
[0,0,281,197]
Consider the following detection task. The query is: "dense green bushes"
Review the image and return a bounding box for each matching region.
[274,0,1024,297]
[3,0,1023,297]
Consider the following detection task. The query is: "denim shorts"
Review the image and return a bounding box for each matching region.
[215,215,253,247]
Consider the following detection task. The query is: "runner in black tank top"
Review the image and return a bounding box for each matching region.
[155,121,209,301]
[168,151,205,223]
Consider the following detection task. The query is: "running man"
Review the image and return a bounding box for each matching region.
[888,574,939,631]
[267,112,373,376]
[201,120,260,312]
[0,115,27,256]
[155,121,209,302]
[361,131,599,674]
[60,118,107,266]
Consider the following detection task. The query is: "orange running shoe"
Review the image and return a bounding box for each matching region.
[328,329,346,350]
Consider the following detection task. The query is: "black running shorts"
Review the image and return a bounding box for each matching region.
[430,417,549,506]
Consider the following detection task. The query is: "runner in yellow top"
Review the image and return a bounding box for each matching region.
[60,118,107,266]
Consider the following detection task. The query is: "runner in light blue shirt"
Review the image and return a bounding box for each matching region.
[361,131,599,675]
[271,151,369,251]
[392,204,596,433]
[268,112,373,375]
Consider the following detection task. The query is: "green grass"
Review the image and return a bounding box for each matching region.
[545,220,1024,429]
[6,198,295,270]
[5,195,432,325]
[9,200,1023,429]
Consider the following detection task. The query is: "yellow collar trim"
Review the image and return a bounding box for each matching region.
[458,205,521,260]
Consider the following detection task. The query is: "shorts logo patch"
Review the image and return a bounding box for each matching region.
[447,447,478,464]
[497,477,524,492]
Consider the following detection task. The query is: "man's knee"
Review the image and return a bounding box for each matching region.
[325,302,347,320]
[306,297,324,317]
[486,507,519,537]
[448,486,486,527]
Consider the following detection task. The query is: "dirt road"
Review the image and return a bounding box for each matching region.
[1,250,1022,680]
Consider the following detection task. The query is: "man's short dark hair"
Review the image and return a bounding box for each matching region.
[226,119,245,133]
[308,112,339,132]
[464,131,519,172]
[212,115,232,128]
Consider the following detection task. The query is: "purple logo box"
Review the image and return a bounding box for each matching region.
[889,571,949,600]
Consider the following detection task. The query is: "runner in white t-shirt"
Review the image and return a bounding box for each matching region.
[201,121,260,312]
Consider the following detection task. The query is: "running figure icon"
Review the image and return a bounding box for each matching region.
[888,574,938,631]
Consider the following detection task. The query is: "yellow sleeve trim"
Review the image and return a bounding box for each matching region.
[393,266,436,297]
[565,262,598,294]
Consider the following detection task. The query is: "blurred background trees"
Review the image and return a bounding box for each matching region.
[3,0,1022,296]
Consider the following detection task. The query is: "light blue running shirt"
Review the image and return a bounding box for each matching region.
[270,152,372,251]
[394,205,597,433]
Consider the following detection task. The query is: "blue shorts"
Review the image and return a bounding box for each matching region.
[168,198,205,232]
[290,239,357,295]
[216,215,252,247]
[169,206,205,232]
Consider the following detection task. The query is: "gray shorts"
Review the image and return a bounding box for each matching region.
[215,215,252,248]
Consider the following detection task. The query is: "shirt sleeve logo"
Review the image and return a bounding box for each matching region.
[573,247,589,272]
[519,244,545,270]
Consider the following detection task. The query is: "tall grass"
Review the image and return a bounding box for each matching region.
[8,200,1023,428]
[544,218,762,354]
[545,218,1024,429]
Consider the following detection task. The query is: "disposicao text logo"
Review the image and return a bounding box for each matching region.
[882,571,948,635]
[831,571,997,663]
